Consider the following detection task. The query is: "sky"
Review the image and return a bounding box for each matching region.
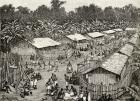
[0,0,140,12]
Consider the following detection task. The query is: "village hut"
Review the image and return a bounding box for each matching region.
[87,32,105,45]
[125,28,137,36]
[125,28,137,31]
[83,53,128,85]
[103,30,116,35]
[87,32,104,39]
[103,30,116,39]
[66,33,87,42]
[113,28,123,32]
[11,37,61,61]
[66,33,88,49]
[11,39,36,56]
[30,38,61,60]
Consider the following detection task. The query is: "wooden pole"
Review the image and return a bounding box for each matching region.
[6,52,9,83]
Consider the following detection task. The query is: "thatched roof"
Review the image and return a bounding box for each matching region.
[102,53,128,75]
[31,38,61,49]
[113,28,123,32]
[87,32,104,38]
[103,30,116,34]
[125,28,137,31]
[119,44,134,56]
[67,34,87,41]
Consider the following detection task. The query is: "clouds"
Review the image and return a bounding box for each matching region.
[0,0,140,12]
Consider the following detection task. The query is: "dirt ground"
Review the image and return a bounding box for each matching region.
[0,56,84,101]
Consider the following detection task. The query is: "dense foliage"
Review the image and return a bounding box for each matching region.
[0,0,140,52]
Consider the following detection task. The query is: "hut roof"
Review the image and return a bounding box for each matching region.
[66,34,87,41]
[125,28,137,31]
[102,53,128,75]
[113,28,123,32]
[31,38,61,49]
[119,44,134,56]
[103,30,116,34]
[87,32,104,38]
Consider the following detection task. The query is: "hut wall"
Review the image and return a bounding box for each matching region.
[11,40,64,62]
[60,37,72,45]
[11,41,36,56]
[88,73,117,85]
[88,68,118,85]
[0,68,2,90]
[38,45,64,60]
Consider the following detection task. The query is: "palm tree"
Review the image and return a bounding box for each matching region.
[51,0,65,11]
[51,0,66,20]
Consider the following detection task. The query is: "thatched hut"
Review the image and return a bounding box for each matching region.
[66,33,87,43]
[66,33,89,49]
[83,53,128,85]
[103,30,116,35]
[11,37,61,61]
[113,28,123,32]
[87,32,105,45]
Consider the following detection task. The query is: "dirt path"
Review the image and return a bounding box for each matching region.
[24,57,82,101]
[0,57,84,101]
[25,67,66,101]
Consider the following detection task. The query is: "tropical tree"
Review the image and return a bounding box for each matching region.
[34,5,51,20]
[51,0,66,20]
[75,4,103,21]
[104,6,116,22]
[51,0,65,11]
[0,4,15,30]
[0,20,33,53]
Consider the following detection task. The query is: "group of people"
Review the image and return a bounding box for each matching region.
[20,81,33,97]
[2,81,12,93]
[64,71,79,86]
[56,85,78,100]
[45,72,88,101]
[19,72,42,98]
[77,86,89,101]
[46,73,58,96]
[56,85,89,101]
[30,72,41,89]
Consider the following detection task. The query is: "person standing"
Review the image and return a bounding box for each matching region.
[33,78,37,89]
[3,81,11,93]
[43,60,46,69]
[84,87,88,101]
[64,74,69,86]
[79,86,84,101]
[30,79,34,89]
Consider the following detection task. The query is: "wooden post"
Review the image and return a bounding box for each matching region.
[0,69,2,90]
[6,52,9,83]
